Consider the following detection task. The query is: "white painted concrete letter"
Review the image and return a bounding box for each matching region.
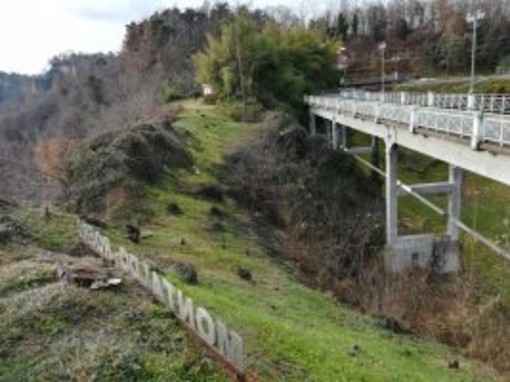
[177,290,196,330]
[216,321,244,373]
[195,307,216,346]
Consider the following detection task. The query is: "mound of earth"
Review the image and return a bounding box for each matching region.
[64,119,193,216]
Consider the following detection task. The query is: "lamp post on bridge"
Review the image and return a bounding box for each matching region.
[378,42,387,96]
[467,0,483,105]
[391,55,401,81]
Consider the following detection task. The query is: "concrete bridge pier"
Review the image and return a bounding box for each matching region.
[331,119,338,149]
[309,112,316,136]
[384,142,461,273]
[340,125,348,149]
[447,165,462,242]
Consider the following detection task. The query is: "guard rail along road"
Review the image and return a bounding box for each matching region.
[337,89,510,115]
[307,93,510,149]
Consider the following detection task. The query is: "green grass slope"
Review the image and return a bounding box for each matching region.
[0,241,224,381]
[96,100,501,381]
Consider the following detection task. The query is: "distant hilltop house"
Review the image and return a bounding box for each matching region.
[337,46,350,71]
[202,83,214,97]
[58,63,77,77]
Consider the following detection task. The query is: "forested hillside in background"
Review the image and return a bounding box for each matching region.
[312,0,510,80]
[3,0,510,206]
[1,2,510,378]
[0,2,338,206]
[0,4,235,204]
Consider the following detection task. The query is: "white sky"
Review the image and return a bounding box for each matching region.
[0,0,329,75]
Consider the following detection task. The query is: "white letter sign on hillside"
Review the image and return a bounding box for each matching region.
[77,219,244,377]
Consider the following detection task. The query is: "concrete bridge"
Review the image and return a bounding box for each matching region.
[305,91,510,272]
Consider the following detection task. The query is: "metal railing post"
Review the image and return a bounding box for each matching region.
[427,92,435,107]
[468,93,476,110]
[471,111,484,150]
[400,92,407,105]
[374,103,381,124]
[409,106,418,133]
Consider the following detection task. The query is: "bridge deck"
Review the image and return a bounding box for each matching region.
[306,94,510,186]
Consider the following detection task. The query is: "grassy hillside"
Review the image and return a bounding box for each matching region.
[76,100,501,381]
[0,220,224,381]
[0,100,505,381]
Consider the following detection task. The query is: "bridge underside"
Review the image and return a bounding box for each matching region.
[310,107,510,186]
[309,110,489,273]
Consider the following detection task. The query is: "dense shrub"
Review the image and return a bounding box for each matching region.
[64,119,193,215]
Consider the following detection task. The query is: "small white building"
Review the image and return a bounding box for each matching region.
[202,83,214,97]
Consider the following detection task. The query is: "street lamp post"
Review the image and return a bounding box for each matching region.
[379,42,387,96]
[467,0,484,109]
[468,0,478,96]
[391,56,401,81]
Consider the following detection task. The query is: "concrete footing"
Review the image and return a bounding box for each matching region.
[384,235,460,273]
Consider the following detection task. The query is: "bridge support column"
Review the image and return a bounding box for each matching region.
[447,165,462,241]
[309,112,316,136]
[331,120,338,149]
[385,143,399,245]
[340,125,348,149]
[384,144,460,274]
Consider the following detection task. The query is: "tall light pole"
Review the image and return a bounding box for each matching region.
[391,55,401,81]
[468,0,478,95]
[379,41,387,94]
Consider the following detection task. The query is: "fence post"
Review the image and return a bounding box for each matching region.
[402,92,408,105]
[427,91,435,107]
[468,94,476,110]
[374,102,381,124]
[471,111,484,150]
[409,106,418,133]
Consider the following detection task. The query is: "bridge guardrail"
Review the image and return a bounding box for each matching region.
[336,90,510,114]
[305,95,510,149]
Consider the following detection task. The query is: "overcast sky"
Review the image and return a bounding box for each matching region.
[0,0,327,75]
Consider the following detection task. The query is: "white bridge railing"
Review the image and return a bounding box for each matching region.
[337,90,510,114]
[305,94,510,149]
